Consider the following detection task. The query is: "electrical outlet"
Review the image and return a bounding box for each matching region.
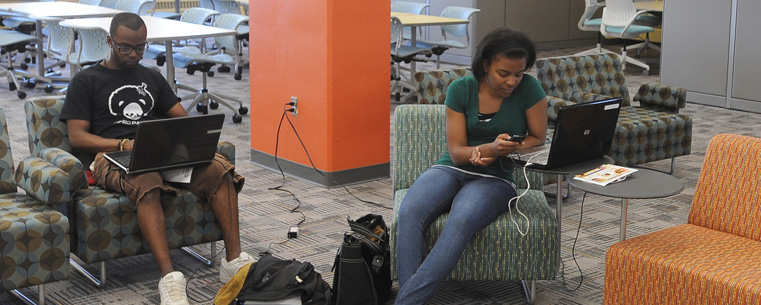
[290,96,298,115]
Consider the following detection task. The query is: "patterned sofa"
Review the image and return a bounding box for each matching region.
[0,108,71,304]
[604,134,761,304]
[534,54,692,169]
[389,105,557,303]
[414,54,693,171]
[23,96,235,287]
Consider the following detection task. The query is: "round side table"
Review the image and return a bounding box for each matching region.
[567,167,684,241]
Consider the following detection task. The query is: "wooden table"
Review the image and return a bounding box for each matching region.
[635,1,664,12]
[0,1,123,76]
[60,15,236,91]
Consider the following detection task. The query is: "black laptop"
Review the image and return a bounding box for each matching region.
[104,114,225,175]
[511,98,622,170]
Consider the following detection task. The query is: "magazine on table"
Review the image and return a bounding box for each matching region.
[573,164,638,186]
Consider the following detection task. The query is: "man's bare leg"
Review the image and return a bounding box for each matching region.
[209,173,242,261]
[137,189,174,275]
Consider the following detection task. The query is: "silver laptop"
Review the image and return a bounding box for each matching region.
[104,114,225,175]
[511,98,622,170]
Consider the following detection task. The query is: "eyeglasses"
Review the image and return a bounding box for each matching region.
[112,39,148,54]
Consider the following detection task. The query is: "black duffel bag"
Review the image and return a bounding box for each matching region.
[331,214,392,305]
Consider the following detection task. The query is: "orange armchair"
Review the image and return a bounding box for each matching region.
[604,133,761,304]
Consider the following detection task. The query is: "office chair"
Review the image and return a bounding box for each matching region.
[390,1,429,41]
[390,17,432,102]
[574,0,616,56]
[140,0,182,20]
[390,1,428,14]
[600,0,659,74]
[99,0,119,8]
[78,0,103,5]
[62,25,110,75]
[173,13,249,123]
[211,0,243,14]
[0,30,51,98]
[114,0,153,14]
[199,0,215,10]
[210,0,248,78]
[35,16,74,93]
[416,6,480,69]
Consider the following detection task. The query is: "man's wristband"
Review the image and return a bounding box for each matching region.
[119,138,129,151]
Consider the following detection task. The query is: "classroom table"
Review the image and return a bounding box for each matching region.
[60,15,237,91]
[0,1,123,76]
[390,11,468,84]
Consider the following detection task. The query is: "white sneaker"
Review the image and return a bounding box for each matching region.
[158,271,190,305]
[219,251,256,283]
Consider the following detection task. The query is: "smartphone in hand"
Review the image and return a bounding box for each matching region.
[506,134,527,143]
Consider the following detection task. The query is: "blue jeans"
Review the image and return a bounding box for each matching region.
[394,166,517,305]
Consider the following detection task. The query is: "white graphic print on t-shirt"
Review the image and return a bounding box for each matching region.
[108,82,155,125]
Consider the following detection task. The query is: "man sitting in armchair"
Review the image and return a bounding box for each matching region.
[60,12,254,305]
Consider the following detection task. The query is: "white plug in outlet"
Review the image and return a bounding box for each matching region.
[290,96,298,115]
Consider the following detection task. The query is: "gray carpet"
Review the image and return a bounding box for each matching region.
[1,42,759,305]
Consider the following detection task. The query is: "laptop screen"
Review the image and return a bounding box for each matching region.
[128,114,225,173]
[543,97,622,168]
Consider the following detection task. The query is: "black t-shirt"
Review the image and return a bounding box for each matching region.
[61,63,179,140]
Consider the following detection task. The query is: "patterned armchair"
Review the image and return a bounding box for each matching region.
[389,105,557,303]
[23,96,235,288]
[414,66,472,104]
[604,134,761,304]
[534,54,692,170]
[0,108,71,304]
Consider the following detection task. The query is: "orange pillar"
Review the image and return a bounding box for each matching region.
[249,0,390,187]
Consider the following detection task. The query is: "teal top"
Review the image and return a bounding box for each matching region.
[435,74,546,181]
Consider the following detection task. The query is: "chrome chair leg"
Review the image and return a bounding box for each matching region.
[71,242,217,288]
[71,259,107,288]
[9,284,45,305]
[181,242,217,267]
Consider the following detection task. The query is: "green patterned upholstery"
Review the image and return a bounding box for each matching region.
[414,67,472,104]
[390,105,558,282]
[534,54,693,167]
[23,96,233,281]
[0,108,70,300]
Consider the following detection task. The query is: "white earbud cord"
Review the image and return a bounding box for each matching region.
[504,151,547,236]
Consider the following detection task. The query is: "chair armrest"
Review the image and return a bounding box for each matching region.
[39,147,88,192]
[634,83,686,113]
[15,157,71,206]
[217,140,236,165]
[546,96,577,122]
[547,91,613,121]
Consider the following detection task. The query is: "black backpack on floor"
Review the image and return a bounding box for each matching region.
[234,253,332,305]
